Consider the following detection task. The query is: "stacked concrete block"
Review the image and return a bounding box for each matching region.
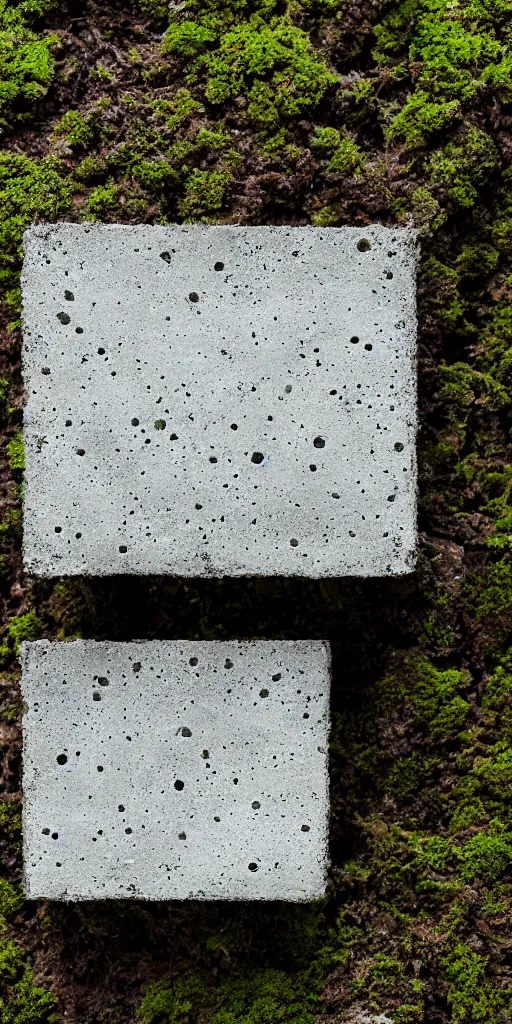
[22,224,418,578]
[22,640,330,901]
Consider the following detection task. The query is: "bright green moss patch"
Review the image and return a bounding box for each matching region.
[461,828,512,884]
[327,136,365,176]
[0,0,60,134]
[0,153,72,309]
[8,610,44,654]
[51,109,98,149]
[0,940,59,1024]
[203,19,335,128]
[7,433,24,473]
[428,126,499,209]
[178,169,231,219]
[411,662,469,737]
[443,943,510,1023]
[164,7,335,131]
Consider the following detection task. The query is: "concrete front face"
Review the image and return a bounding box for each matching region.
[22,223,418,578]
[22,640,331,901]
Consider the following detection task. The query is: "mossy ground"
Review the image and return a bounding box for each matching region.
[1,0,512,1021]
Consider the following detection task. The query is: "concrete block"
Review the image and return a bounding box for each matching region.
[22,224,418,577]
[22,639,331,901]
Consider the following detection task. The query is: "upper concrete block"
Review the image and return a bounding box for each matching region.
[22,639,330,901]
[22,224,418,577]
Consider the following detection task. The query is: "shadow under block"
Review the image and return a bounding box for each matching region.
[22,224,418,578]
[21,640,331,901]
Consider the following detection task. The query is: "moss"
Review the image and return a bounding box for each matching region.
[0,152,72,310]
[0,508,22,546]
[410,185,444,230]
[0,940,59,1024]
[7,433,24,472]
[164,21,217,58]
[138,976,210,1024]
[461,828,512,884]
[481,667,512,743]
[138,968,317,1024]
[0,880,23,923]
[0,0,59,135]
[476,561,512,639]
[166,88,202,131]
[210,969,317,1024]
[310,206,338,226]
[87,182,120,218]
[178,169,231,219]
[73,155,108,184]
[428,126,499,209]
[443,943,510,1023]
[205,19,335,128]
[130,160,179,190]
[51,109,98,149]
[388,93,460,146]
[8,611,44,654]
[327,136,365,176]
[310,127,340,152]
[164,6,335,131]
[410,662,469,738]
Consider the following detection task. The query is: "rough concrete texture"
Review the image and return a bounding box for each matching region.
[22,223,418,578]
[21,639,331,901]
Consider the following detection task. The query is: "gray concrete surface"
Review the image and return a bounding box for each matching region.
[22,224,418,577]
[22,639,331,901]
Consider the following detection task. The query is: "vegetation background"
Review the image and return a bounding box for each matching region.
[1,0,512,1020]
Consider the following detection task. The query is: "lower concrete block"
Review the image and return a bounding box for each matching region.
[22,640,330,901]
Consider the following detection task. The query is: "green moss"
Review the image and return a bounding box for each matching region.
[428,127,499,209]
[130,160,179,190]
[0,940,59,1024]
[164,5,335,131]
[7,433,24,472]
[461,828,512,884]
[411,662,469,738]
[166,88,202,131]
[0,152,72,309]
[0,0,59,135]
[310,206,338,226]
[164,21,217,58]
[73,155,107,184]
[0,802,21,834]
[410,185,444,230]
[51,109,98,149]
[327,136,365,176]
[476,561,512,638]
[178,169,231,219]
[8,611,44,654]
[138,976,210,1024]
[481,667,512,743]
[310,127,340,152]
[388,93,460,146]
[0,376,9,422]
[443,943,510,1023]
[0,880,23,923]
[205,19,335,128]
[210,969,316,1024]
[138,968,317,1024]
[87,182,120,218]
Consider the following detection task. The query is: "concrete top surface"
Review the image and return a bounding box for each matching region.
[22,639,331,901]
[22,224,418,577]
